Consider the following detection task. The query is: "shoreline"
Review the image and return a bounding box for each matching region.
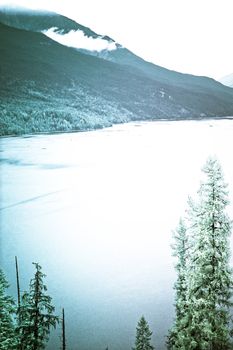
[1,115,233,139]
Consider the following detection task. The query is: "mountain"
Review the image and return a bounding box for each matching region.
[219,73,233,88]
[0,8,233,136]
[0,8,230,88]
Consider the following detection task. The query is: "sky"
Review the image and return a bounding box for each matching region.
[0,0,232,79]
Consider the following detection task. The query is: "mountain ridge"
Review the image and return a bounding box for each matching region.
[0,9,233,136]
[0,8,227,86]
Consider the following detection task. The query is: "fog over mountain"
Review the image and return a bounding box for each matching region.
[220,73,233,88]
[0,8,233,136]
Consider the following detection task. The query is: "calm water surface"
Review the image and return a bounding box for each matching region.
[1,120,233,349]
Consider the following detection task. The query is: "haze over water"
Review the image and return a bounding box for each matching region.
[1,120,233,349]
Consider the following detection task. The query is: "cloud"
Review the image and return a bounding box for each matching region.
[43,27,117,52]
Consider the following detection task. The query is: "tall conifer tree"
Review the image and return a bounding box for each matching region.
[167,219,190,348]
[133,316,154,350]
[169,157,233,349]
[17,263,59,350]
[187,157,233,349]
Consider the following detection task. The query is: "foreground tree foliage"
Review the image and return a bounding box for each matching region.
[133,316,154,350]
[169,157,233,349]
[17,263,59,350]
[167,220,190,348]
[0,269,18,350]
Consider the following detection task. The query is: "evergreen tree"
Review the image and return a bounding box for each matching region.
[169,157,233,349]
[187,157,233,349]
[17,263,59,350]
[133,316,154,350]
[167,219,190,348]
[0,268,17,349]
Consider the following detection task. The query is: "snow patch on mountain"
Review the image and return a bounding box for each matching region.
[43,27,117,52]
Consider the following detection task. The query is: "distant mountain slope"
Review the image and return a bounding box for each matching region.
[0,8,101,37]
[0,8,228,90]
[0,10,233,135]
[220,73,233,88]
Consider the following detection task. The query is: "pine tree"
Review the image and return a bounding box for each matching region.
[133,316,154,350]
[168,158,233,349]
[186,157,233,349]
[17,263,59,350]
[169,157,233,349]
[167,219,190,348]
[0,268,18,349]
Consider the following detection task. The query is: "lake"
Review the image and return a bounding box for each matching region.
[1,119,233,349]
